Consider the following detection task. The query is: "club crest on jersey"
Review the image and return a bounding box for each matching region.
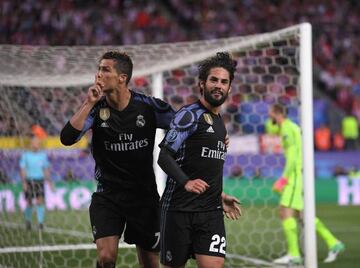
[136,114,146,127]
[166,129,178,143]
[99,108,110,121]
[203,113,213,125]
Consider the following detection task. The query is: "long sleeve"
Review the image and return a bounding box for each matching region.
[158,147,189,185]
[60,121,82,146]
[282,145,297,178]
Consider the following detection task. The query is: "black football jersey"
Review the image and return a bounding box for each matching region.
[160,100,227,211]
[78,90,174,203]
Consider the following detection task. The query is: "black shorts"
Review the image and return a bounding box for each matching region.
[160,210,226,267]
[25,180,45,201]
[89,191,160,252]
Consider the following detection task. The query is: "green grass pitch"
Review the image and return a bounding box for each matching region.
[0,204,359,267]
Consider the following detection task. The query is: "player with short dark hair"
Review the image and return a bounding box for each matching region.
[269,103,345,265]
[158,52,241,268]
[60,50,174,268]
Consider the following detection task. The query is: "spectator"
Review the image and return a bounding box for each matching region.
[332,166,347,178]
[315,123,331,151]
[348,166,360,180]
[333,132,345,151]
[352,95,360,123]
[31,124,48,140]
[64,168,76,182]
[341,113,359,150]
[337,87,353,114]
[0,170,9,184]
[228,165,246,180]
[252,168,262,180]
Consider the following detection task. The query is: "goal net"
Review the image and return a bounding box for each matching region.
[0,23,315,267]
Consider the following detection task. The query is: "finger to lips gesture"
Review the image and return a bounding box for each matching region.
[88,77,104,103]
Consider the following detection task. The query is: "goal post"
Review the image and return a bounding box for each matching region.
[151,71,167,196]
[0,23,316,267]
[299,23,317,268]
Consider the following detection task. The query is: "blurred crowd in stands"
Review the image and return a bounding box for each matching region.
[0,0,359,151]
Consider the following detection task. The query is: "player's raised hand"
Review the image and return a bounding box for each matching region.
[222,194,242,220]
[87,77,104,104]
[87,83,103,104]
[184,179,209,194]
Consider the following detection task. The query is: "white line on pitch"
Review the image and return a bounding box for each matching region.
[227,253,275,267]
[0,243,135,254]
[0,221,91,238]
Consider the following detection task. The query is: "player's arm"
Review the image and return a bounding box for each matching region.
[158,108,209,194]
[221,192,242,220]
[273,128,297,193]
[60,82,102,145]
[272,145,297,193]
[282,144,297,178]
[158,147,209,194]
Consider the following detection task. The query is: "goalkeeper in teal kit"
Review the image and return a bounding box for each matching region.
[269,104,344,265]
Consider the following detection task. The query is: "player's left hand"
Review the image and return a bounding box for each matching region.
[222,194,242,220]
[272,176,287,194]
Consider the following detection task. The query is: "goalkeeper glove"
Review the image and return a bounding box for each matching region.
[272,177,288,194]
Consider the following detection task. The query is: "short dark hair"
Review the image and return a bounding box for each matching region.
[271,103,288,116]
[198,52,237,84]
[100,51,133,84]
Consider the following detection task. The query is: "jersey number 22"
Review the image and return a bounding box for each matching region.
[209,234,226,254]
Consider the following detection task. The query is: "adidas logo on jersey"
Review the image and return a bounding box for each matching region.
[101,122,109,128]
[206,126,215,133]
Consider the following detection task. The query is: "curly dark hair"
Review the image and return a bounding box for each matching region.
[100,51,133,85]
[198,52,237,84]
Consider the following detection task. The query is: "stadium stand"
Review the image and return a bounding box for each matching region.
[1,0,358,137]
